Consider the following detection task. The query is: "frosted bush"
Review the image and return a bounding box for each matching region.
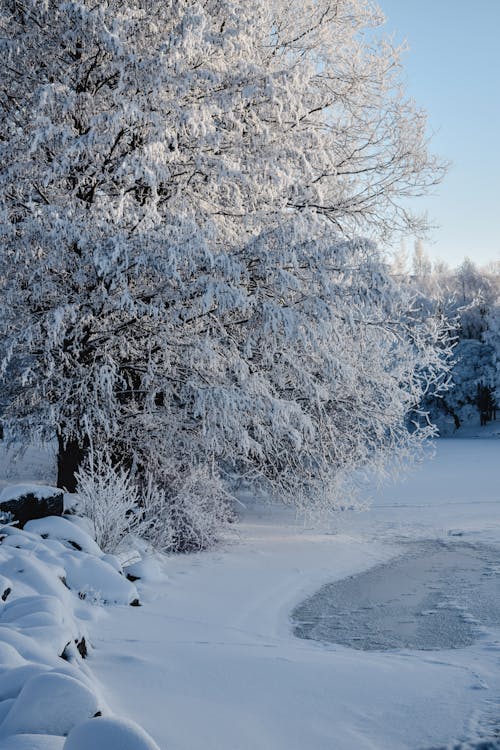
[75,451,145,553]
[141,468,233,553]
[75,446,231,554]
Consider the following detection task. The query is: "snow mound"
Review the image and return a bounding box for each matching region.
[63,717,161,750]
[1,595,66,626]
[24,518,101,556]
[0,524,137,605]
[62,554,137,605]
[1,673,99,737]
[124,555,166,584]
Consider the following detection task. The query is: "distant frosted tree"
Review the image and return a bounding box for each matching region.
[453,258,497,339]
[391,240,410,278]
[1,0,449,519]
[412,239,432,279]
[484,303,500,408]
[405,257,500,432]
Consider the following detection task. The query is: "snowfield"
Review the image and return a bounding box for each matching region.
[0,430,499,749]
[90,433,500,750]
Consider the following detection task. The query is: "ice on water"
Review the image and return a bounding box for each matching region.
[293,540,500,651]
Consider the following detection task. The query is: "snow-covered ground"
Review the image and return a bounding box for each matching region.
[87,432,500,750]
[1,429,499,749]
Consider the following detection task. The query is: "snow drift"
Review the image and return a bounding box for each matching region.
[0,492,160,748]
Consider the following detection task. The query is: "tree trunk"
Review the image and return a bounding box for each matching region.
[57,434,86,492]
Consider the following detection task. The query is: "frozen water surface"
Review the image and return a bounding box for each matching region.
[292,540,500,651]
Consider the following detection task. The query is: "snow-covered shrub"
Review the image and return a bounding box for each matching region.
[141,469,233,553]
[76,448,232,553]
[75,451,145,554]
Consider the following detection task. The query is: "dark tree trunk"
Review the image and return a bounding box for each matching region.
[57,434,87,492]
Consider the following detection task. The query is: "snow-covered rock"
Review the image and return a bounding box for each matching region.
[0,486,63,528]
[61,554,137,605]
[123,555,165,584]
[0,643,26,671]
[63,717,161,750]
[0,491,160,747]
[24,517,101,556]
[0,548,69,601]
[0,574,12,602]
[1,595,67,626]
[0,486,60,503]
[0,627,56,668]
[0,672,100,737]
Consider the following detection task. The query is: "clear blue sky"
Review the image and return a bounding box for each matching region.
[379,0,500,269]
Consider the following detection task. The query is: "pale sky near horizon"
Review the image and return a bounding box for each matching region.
[379,0,500,270]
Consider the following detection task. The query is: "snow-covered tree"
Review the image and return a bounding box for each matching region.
[483,302,500,408]
[1,0,449,520]
[453,258,497,339]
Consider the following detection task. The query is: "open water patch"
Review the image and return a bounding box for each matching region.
[292,540,500,651]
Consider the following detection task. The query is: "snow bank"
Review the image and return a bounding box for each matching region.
[0,515,159,747]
